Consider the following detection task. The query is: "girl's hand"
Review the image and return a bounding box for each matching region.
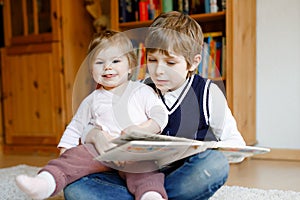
[85,127,116,155]
[59,147,67,155]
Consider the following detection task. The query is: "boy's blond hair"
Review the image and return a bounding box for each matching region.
[145,11,204,76]
[88,30,137,78]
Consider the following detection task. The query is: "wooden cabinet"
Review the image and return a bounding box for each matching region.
[109,0,256,145]
[1,0,94,153]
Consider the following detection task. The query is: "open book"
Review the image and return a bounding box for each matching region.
[94,130,270,167]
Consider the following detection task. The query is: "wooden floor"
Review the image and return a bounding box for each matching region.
[1,152,300,192]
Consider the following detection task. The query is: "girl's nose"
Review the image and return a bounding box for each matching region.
[104,62,112,70]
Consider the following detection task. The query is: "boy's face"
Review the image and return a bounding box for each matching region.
[92,46,130,90]
[147,51,190,93]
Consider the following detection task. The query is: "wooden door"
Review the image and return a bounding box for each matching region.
[1,43,65,153]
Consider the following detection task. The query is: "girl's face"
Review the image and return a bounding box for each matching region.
[147,51,190,93]
[92,46,130,91]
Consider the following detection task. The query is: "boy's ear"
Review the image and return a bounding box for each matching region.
[189,54,202,71]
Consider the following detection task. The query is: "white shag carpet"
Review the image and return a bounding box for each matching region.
[1,164,300,200]
[0,165,64,200]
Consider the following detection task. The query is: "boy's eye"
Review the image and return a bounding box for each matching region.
[147,58,157,62]
[167,61,176,65]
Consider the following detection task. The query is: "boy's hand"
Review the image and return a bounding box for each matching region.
[121,125,143,135]
[122,119,161,135]
[85,127,116,155]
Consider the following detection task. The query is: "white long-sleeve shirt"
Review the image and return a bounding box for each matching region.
[58,81,168,149]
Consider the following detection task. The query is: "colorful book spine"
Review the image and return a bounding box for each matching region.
[204,0,210,13]
[139,1,149,21]
[119,0,136,22]
[138,43,147,80]
[148,0,156,20]
[162,0,173,12]
[221,36,226,77]
[215,41,222,77]
[199,32,224,79]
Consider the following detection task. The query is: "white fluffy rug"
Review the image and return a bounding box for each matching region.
[0,165,63,200]
[210,186,300,200]
[1,164,300,200]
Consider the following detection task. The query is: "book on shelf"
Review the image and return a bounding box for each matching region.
[129,31,226,81]
[119,0,226,23]
[131,42,147,81]
[119,0,136,22]
[189,0,205,14]
[119,0,160,22]
[199,31,225,79]
[94,130,270,167]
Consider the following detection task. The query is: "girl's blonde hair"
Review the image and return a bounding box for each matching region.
[145,11,204,76]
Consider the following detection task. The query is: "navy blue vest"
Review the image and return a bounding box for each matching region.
[146,75,217,141]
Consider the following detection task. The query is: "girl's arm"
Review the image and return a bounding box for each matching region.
[57,94,94,149]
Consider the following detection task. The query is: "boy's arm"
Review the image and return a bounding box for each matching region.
[122,119,161,135]
[208,83,246,146]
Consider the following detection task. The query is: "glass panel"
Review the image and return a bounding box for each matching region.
[27,0,34,34]
[38,0,51,33]
[11,0,24,36]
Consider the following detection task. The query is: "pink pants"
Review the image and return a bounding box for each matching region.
[40,144,167,200]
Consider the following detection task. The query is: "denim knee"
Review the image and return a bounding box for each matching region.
[165,150,229,200]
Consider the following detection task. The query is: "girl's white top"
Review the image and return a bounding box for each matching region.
[58,81,168,149]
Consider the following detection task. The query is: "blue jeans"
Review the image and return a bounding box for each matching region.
[64,150,229,200]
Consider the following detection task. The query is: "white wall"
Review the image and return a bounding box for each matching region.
[256,0,300,149]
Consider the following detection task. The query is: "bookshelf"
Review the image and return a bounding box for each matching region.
[109,0,257,145]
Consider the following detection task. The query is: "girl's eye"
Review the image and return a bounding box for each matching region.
[112,59,121,64]
[95,61,104,65]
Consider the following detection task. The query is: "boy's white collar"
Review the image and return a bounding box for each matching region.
[163,75,194,110]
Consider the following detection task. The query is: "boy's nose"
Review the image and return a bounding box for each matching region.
[156,64,165,74]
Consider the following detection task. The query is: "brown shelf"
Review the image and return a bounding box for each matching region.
[119,11,226,30]
[190,11,225,22]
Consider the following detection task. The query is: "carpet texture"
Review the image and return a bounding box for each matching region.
[1,164,300,200]
[0,165,64,200]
